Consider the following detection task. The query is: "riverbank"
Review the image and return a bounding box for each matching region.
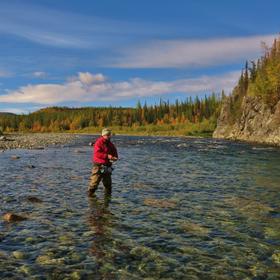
[0,133,80,150]
[65,121,216,137]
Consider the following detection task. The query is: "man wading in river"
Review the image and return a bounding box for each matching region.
[88,128,118,197]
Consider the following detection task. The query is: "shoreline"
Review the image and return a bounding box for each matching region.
[0,131,212,151]
[1,132,279,151]
[0,133,80,151]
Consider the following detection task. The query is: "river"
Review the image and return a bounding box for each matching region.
[0,135,280,279]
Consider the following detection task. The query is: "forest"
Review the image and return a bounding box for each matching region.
[228,37,280,123]
[0,94,222,136]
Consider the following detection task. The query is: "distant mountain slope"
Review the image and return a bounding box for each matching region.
[0,112,16,116]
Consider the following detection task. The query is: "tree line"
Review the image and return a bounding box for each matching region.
[0,94,222,132]
[230,37,280,111]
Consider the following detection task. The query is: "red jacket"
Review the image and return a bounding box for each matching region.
[93,136,118,165]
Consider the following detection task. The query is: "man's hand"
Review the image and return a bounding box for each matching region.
[108,154,118,161]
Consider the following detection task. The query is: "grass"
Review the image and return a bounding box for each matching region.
[68,119,216,137]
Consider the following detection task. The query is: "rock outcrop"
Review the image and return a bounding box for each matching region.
[213,96,280,146]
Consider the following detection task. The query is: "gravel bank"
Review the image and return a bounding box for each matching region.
[0,133,80,150]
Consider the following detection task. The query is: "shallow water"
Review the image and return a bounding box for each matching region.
[0,136,280,279]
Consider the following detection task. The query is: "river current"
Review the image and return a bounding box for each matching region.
[0,136,280,279]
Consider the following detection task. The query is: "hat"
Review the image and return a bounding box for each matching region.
[102,128,112,136]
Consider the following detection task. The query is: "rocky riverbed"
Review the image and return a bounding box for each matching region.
[0,133,80,150]
[1,136,280,279]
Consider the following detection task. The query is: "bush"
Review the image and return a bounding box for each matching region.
[0,126,3,136]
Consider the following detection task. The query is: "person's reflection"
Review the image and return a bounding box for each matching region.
[87,194,113,263]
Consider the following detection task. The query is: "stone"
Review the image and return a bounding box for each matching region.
[70,271,82,280]
[12,251,27,259]
[36,255,65,265]
[144,198,177,208]
[25,237,36,244]
[272,252,280,264]
[3,213,27,222]
[26,196,43,203]
[11,155,20,160]
[58,235,74,245]
[180,221,210,236]
[19,265,32,275]
[0,250,8,259]
[74,149,86,154]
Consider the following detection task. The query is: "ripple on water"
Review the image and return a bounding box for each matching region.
[0,136,280,279]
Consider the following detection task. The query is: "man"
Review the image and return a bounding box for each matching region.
[88,128,118,197]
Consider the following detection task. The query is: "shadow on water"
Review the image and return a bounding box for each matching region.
[87,194,115,278]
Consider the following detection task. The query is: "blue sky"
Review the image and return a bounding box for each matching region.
[0,0,279,113]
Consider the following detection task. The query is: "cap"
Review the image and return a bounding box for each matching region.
[102,128,112,136]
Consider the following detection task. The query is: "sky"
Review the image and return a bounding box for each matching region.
[0,0,279,114]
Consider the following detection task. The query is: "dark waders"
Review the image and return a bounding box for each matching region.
[88,163,112,197]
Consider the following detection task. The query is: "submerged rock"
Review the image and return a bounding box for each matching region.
[70,271,83,280]
[131,182,154,189]
[26,196,43,203]
[272,252,280,264]
[224,196,273,218]
[74,149,86,154]
[0,250,8,259]
[70,175,83,181]
[264,227,280,239]
[58,235,75,245]
[3,213,27,222]
[36,255,65,265]
[144,198,177,208]
[10,155,20,160]
[12,251,27,259]
[179,221,210,236]
[18,265,32,275]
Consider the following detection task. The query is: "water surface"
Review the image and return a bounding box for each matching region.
[0,136,280,279]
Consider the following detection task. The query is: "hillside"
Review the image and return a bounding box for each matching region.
[213,37,280,145]
[0,95,221,136]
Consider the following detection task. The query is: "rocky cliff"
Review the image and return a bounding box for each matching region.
[213,96,280,145]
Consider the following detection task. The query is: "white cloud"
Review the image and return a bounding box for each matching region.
[0,71,239,105]
[0,3,161,49]
[33,71,47,78]
[78,72,106,85]
[109,34,276,68]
